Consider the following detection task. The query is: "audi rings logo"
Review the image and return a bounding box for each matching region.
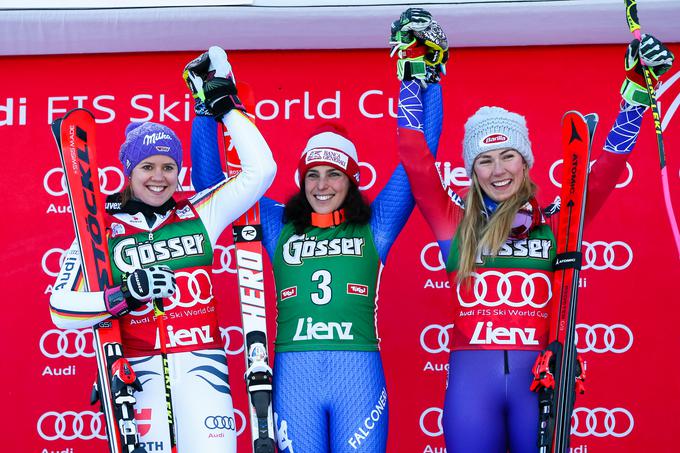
[131,269,213,316]
[582,241,633,271]
[220,325,245,356]
[419,407,443,437]
[572,407,634,438]
[213,244,237,274]
[204,415,236,430]
[37,410,106,440]
[293,161,378,191]
[42,248,67,277]
[575,323,633,354]
[549,160,633,189]
[420,242,445,272]
[40,329,95,358]
[457,270,552,308]
[44,166,124,197]
[420,324,453,354]
[358,162,377,191]
[234,408,247,436]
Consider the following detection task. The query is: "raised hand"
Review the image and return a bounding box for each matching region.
[621,34,675,106]
[183,46,245,119]
[390,8,449,86]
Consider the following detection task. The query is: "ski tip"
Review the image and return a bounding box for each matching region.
[67,108,96,119]
[584,113,599,124]
[50,118,63,145]
[51,108,95,128]
[57,108,96,124]
[51,117,63,132]
[561,110,586,127]
[584,113,599,136]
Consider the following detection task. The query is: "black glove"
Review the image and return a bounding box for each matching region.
[389,8,449,86]
[621,34,675,106]
[104,266,176,317]
[183,46,246,120]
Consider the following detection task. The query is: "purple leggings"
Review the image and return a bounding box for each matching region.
[443,350,538,453]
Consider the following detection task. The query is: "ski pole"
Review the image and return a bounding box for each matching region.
[153,299,178,453]
[624,0,680,258]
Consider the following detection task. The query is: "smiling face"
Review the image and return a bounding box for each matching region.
[472,148,526,203]
[304,165,350,214]
[129,155,179,207]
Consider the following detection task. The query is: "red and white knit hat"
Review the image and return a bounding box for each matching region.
[297,123,361,185]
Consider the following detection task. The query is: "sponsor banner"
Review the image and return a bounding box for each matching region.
[3,44,679,452]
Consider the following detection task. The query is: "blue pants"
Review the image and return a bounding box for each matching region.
[273,350,388,453]
[443,350,538,453]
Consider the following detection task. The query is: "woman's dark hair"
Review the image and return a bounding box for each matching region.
[284,182,371,234]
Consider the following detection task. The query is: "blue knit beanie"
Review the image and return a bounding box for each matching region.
[119,122,183,177]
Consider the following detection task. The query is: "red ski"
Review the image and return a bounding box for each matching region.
[531,111,597,453]
[221,83,276,453]
[52,109,146,453]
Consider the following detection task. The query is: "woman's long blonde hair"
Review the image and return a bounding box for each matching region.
[457,167,537,280]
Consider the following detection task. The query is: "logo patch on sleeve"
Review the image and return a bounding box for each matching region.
[176,205,195,219]
[111,223,126,238]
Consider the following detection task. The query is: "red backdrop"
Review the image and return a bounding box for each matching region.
[2,44,680,452]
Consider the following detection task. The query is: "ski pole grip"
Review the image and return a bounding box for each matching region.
[625,0,641,35]
[624,0,648,68]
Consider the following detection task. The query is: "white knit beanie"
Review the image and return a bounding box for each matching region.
[462,106,533,176]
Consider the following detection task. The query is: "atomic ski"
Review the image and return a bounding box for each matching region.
[221,84,276,453]
[52,109,146,453]
[531,111,597,453]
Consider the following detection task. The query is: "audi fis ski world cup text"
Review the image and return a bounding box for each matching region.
[1,89,402,126]
[3,68,680,125]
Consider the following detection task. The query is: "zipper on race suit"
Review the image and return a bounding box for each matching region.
[504,350,509,374]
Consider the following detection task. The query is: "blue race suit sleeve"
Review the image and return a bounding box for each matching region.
[190,114,284,256]
[260,196,285,259]
[191,115,226,191]
[603,101,645,154]
[371,81,442,264]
